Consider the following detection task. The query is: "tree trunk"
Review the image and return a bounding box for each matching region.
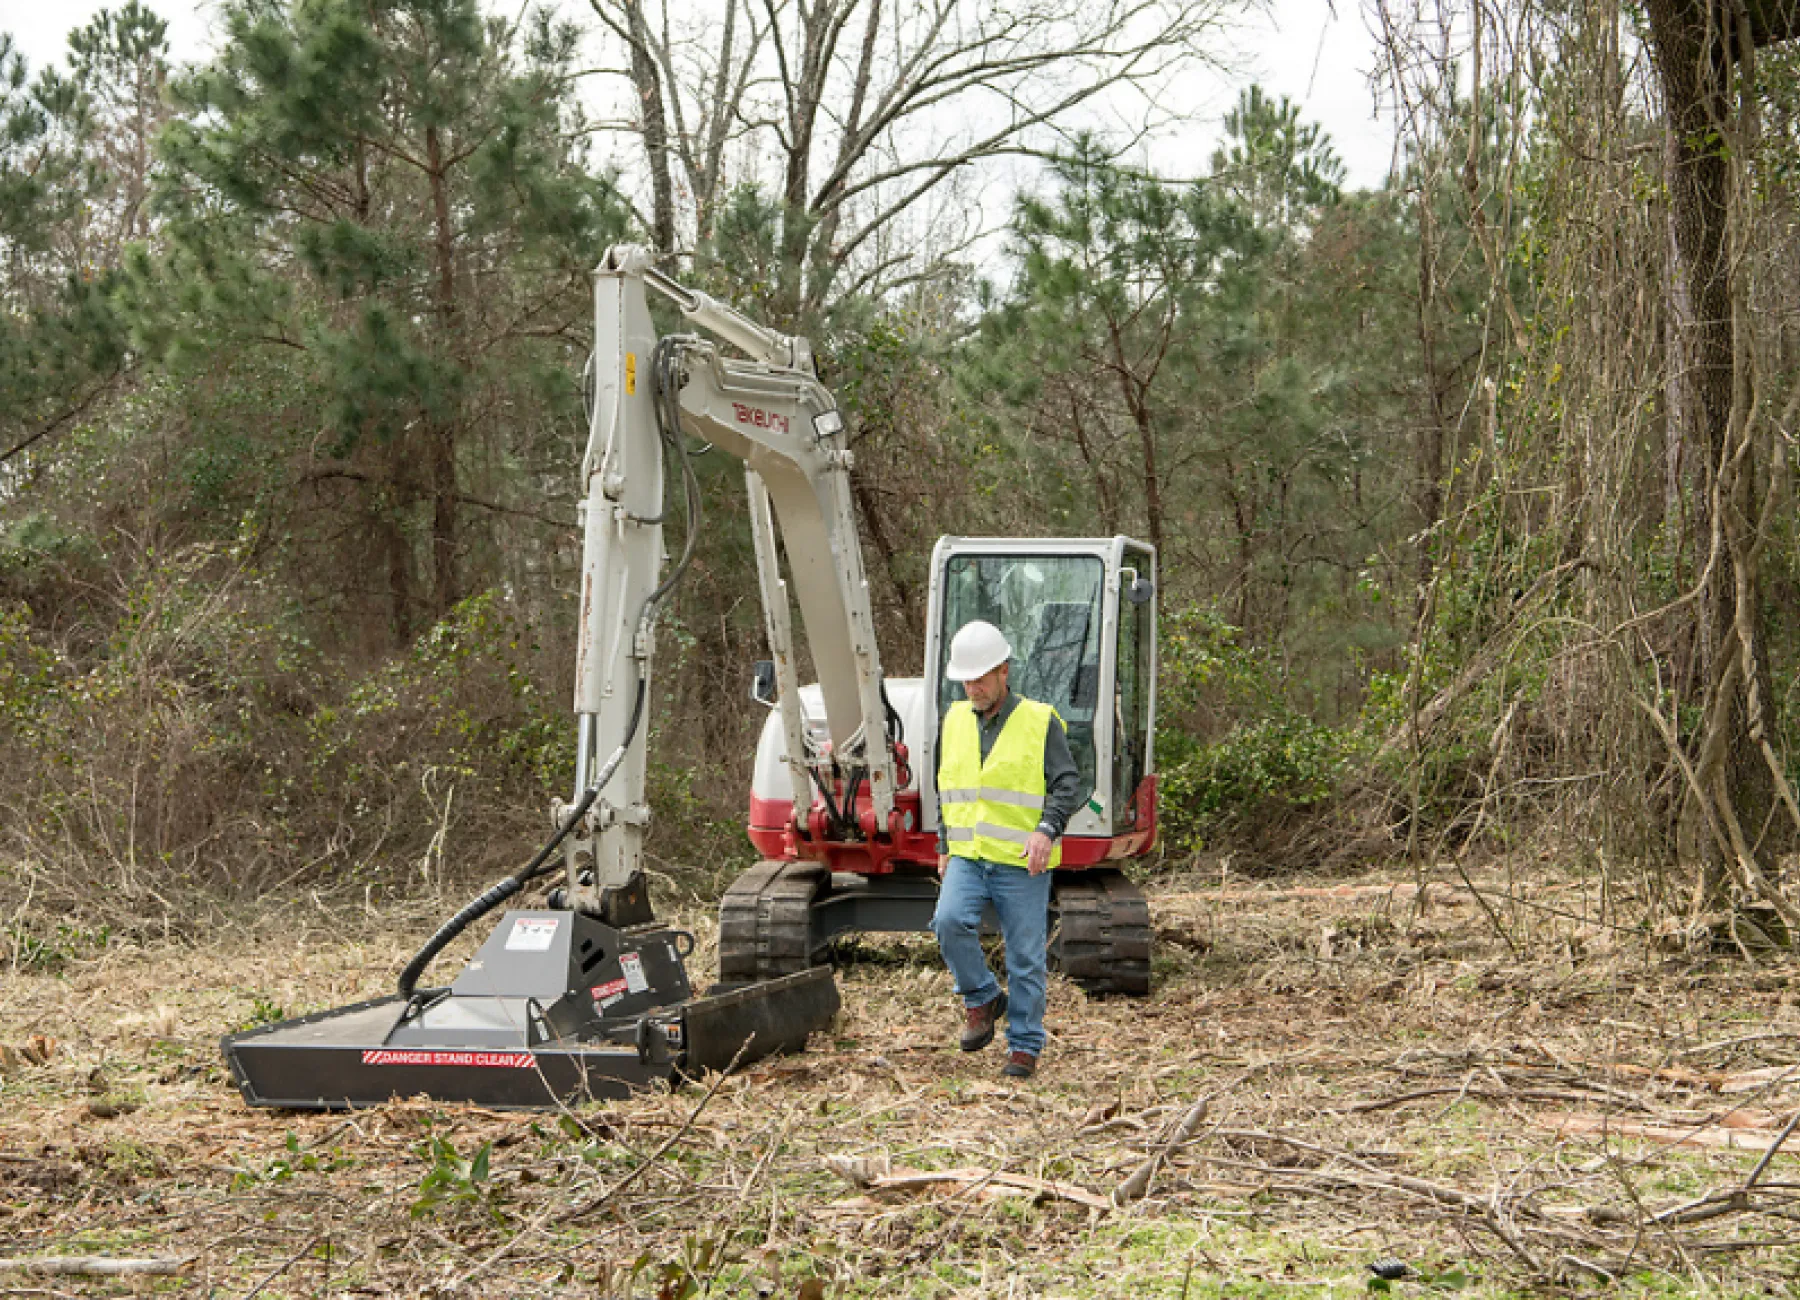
[778,0,834,318]
[425,123,461,620]
[624,0,676,257]
[383,447,417,645]
[1413,195,1448,624]
[1108,322,1164,556]
[848,468,918,631]
[1643,0,1791,905]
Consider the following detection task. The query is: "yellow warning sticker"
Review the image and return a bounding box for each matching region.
[625,352,637,395]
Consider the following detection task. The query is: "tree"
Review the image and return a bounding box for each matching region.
[1641,0,1800,912]
[967,99,1384,629]
[587,0,1239,320]
[66,1,172,262]
[0,34,131,471]
[132,0,627,643]
[1210,84,1345,232]
[966,142,1222,557]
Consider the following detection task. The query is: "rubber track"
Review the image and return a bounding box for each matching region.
[717,861,829,984]
[1051,868,1152,996]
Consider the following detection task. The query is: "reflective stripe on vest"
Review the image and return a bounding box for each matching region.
[938,696,1063,869]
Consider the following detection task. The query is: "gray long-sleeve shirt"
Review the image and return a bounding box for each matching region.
[935,690,1085,852]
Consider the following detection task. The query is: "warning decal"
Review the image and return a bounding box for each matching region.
[360,1050,534,1069]
[591,977,629,1003]
[505,917,559,952]
[620,951,649,994]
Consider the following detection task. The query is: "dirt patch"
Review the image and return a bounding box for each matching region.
[2,861,1799,1296]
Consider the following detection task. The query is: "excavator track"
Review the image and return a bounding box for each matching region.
[718,861,830,983]
[1051,868,1152,996]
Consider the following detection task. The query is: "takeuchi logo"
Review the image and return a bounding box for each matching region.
[732,402,790,434]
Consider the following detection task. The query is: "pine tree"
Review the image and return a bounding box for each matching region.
[0,34,129,469]
[130,0,628,642]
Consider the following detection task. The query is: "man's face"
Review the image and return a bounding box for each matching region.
[962,661,1008,715]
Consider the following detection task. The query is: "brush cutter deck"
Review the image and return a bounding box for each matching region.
[221,909,838,1110]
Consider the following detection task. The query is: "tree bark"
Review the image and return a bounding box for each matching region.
[1413,194,1448,624]
[1107,321,1164,557]
[1643,0,1791,900]
[425,122,461,620]
[848,467,918,631]
[777,0,839,318]
[623,0,677,257]
[382,452,417,645]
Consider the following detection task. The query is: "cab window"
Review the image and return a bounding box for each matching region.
[1112,560,1153,831]
[938,554,1103,799]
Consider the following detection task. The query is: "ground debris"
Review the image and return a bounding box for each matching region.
[0,1254,193,1276]
[5,864,1800,1296]
[0,1034,55,1071]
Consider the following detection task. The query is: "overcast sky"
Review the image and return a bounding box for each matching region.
[7,0,1397,189]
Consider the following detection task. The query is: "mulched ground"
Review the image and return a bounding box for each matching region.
[3,860,1799,1297]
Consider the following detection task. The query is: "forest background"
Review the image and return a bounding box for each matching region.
[3,0,1799,951]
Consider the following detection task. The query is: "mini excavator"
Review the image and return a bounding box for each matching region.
[223,247,1158,1110]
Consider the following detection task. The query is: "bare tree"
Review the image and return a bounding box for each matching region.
[1641,0,1800,916]
[1367,0,1800,933]
[587,0,1237,315]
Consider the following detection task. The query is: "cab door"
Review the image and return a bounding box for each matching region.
[922,538,1154,848]
[1108,543,1157,835]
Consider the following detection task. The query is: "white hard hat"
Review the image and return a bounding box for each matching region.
[945,620,1012,682]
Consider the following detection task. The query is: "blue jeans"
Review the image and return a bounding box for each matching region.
[931,856,1053,1056]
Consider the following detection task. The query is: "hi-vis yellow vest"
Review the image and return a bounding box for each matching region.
[938,697,1063,869]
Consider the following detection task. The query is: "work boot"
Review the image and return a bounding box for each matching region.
[959,991,1006,1052]
[1002,1051,1038,1079]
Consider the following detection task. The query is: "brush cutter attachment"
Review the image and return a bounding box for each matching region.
[221,909,838,1110]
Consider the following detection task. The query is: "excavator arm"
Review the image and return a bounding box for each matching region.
[566,245,897,920]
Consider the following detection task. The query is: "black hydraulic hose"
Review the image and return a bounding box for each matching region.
[396,677,648,1000]
[396,340,701,1003]
[807,767,845,834]
[880,679,903,745]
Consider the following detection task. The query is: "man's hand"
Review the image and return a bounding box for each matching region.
[938,853,949,878]
[1024,831,1054,875]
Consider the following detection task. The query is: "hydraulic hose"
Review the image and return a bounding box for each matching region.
[880,679,903,744]
[396,338,701,1003]
[396,678,648,1000]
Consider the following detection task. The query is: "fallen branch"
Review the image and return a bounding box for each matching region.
[1341,1084,1651,1115]
[1534,1112,1800,1153]
[1196,883,1467,905]
[242,1234,322,1299]
[1115,1096,1210,1206]
[564,1034,752,1222]
[1210,1128,1549,1221]
[847,1165,1112,1212]
[1589,1061,1800,1094]
[1648,1111,1800,1227]
[1115,1070,1258,1208]
[0,1256,192,1277]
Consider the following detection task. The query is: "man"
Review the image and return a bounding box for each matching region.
[931,618,1084,1079]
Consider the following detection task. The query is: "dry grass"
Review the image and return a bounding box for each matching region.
[3,858,1800,1297]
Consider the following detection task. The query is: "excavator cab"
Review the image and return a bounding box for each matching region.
[921,537,1158,855]
[731,535,1157,994]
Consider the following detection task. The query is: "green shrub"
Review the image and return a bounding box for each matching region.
[1158,713,1355,858]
